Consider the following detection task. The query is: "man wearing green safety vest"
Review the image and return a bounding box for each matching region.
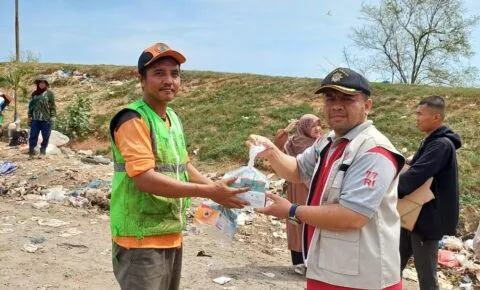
[109,42,249,290]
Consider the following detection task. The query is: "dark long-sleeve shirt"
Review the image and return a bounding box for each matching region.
[28,90,56,121]
[398,125,461,240]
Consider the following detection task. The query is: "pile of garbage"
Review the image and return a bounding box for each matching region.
[49,69,95,84]
[404,235,480,289]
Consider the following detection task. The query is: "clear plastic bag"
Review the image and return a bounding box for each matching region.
[194,200,238,239]
[223,145,269,208]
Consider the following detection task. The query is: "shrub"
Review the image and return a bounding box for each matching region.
[55,94,92,138]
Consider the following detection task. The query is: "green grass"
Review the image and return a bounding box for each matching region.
[2,62,480,206]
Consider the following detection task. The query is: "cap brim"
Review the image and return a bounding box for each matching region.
[314,85,362,95]
[144,50,186,67]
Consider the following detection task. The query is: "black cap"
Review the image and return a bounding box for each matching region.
[315,67,371,96]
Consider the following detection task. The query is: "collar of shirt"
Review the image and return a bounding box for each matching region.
[326,120,373,147]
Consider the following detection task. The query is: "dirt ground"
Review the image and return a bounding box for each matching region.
[0,142,422,290]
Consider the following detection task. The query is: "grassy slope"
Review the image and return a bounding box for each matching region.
[1,63,479,207]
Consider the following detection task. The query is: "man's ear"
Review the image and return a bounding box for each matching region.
[139,75,145,90]
[365,97,373,115]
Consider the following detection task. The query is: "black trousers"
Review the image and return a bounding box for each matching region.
[400,228,439,290]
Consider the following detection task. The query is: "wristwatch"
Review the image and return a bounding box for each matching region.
[288,203,300,225]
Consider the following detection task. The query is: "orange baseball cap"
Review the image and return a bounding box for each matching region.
[138,42,186,73]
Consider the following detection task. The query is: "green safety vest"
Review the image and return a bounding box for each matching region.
[109,100,190,239]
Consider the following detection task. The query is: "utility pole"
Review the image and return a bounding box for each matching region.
[14,0,19,121]
[15,0,19,62]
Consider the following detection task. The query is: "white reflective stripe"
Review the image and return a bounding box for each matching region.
[113,163,187,173]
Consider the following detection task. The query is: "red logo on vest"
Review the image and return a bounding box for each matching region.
[364,170,378,187]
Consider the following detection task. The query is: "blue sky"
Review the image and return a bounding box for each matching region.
[1,0,479,81]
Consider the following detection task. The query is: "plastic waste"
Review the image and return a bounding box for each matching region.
[223,145,269,208]
[45,144,62,155]
[194,200,238,239]
[442,236,463,251]
[48,130,70,147]
[43,186,67,201]
[438,249,459,267]
[0,161,17,176]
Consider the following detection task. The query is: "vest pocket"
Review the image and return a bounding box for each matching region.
[318,229,360,275]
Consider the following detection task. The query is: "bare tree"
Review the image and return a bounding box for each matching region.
[350,0,479,85]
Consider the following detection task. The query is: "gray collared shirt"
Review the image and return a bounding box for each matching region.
[297,121,398,218]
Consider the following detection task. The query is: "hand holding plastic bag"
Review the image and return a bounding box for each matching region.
[223,145,269,208]
[246,134,277,158]
[209,176,250,208]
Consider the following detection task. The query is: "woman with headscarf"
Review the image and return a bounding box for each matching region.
[274,114,321,275]
[27,75,56,158]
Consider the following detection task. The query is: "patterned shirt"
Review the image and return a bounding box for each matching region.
[28,90,56,121]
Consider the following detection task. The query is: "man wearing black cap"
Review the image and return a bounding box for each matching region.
[108,42,249,290]
[250,68,405,289]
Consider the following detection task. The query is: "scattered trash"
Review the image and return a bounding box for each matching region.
[236,212,253,226]
[262,272,275,278]
[0,161,16,176]
[197,250,212,257]
[402,268,418,282]
[109,80,124,86]
[213,276,232,285]
[24,194,43,201]
[59,228,83,238]
[77,150,93,156]
[100,249,111,255]
[32,201,50,209]
[43,186,67,201]
[0,228,14,234]
[99,214,110,221]
[45,144,62,155]
[84,188,110,209]
[459,275,473,290]
[81,156,111,165]
[22,242,39,253]
[48,130,70,147]
[464,239,474,252]
[183,224,201,236]
[71,179,106,197]
[438,277,454,290]
[60,147,76,157]
[30,237,47,244]
[443,236,463,251]
[57,242,89,254]
[38,218,70,228]
[438,249,459,267]
[68,196,90,208]
[272,231,287,239]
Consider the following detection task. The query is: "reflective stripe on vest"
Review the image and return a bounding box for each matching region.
[113,162,187,173]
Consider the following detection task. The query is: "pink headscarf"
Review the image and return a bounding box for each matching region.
[284,114,320,156]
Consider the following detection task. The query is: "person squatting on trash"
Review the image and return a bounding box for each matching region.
[249,68,405,290]
[274,114,322,275]
[108,42,249,290]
